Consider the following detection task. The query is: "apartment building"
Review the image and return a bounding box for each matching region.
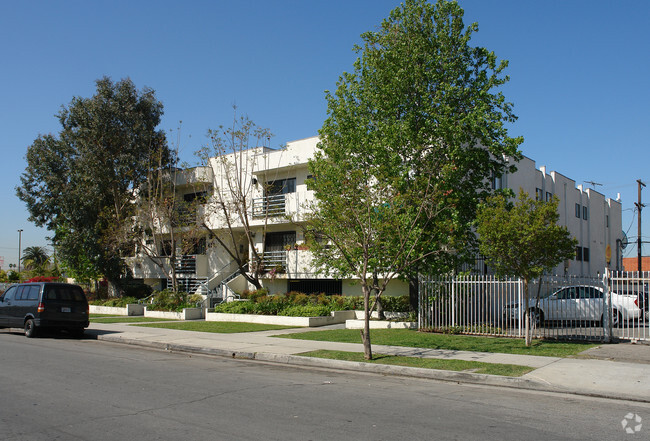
[128,137,623,296]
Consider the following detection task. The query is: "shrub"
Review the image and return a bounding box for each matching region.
[147,289,197,312]
[213,301,256,314]
[212,292,411,316]
[279,305,331,317]
[90,296,139,307]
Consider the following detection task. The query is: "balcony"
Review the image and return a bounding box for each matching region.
[252,194,286,218]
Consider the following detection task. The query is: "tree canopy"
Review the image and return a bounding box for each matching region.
[476,189,577,282]
[16,77,168,293]
[476,189,578,345]
[307,0,522,359]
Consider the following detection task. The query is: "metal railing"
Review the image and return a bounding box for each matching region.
[174,255,197,274]
[165,277,208,295]
[261,251,286,272]
[419,273,649,342]
[252,194,286,218]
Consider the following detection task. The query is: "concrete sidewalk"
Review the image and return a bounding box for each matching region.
[85,322,650,403]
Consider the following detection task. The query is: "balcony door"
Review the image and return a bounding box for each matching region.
[265,231,296,252]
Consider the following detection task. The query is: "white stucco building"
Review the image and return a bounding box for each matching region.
[128,136,623,297]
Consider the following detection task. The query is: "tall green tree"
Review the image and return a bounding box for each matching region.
[17,77,168,295]
[476,189,578,346]
[307,0,522,359]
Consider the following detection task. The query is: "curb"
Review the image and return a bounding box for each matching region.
[95,334,650,403]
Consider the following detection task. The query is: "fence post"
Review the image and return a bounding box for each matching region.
[451,276,456,326]
[517,278,523,338]
[603,269,612,343]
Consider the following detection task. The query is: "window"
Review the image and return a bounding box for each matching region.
[26,286,39,300]
[190,237,206,255]
[288,279,342,295]
[606,215,609,228]
[575,246,582,261]
[491,173,503,190]
[2,286,16,301]
[575,203,581,218]
[14,286,27,300]
[583,206,588,220]
[536,188,543,201]
[265,231,296,252]
[545,192,553,201]
[583,247,590,262]
[266,178,296,196]
[183,191,208,203]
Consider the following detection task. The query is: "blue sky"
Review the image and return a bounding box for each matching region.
[1,0,649,269]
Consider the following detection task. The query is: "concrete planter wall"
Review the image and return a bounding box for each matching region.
[205,310,355,327]
[144,307,204,320]
[345,319,417,329]
[353,311,410,320]
[89,304,145,316]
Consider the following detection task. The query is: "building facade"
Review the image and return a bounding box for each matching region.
[128,137,624,297]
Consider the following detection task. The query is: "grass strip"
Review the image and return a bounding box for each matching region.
[298,350,533,376]
[278,329,597,357]
[90,316,178,323]
[133,321,298,333]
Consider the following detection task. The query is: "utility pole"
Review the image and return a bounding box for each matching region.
[636,180,646,273]
[17,229,23,274]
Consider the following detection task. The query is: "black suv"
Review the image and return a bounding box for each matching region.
[0,282,89,337]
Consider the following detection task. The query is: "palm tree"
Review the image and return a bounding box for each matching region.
[21,246,50,271]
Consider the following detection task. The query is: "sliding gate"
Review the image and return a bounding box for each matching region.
[419,271,649,342]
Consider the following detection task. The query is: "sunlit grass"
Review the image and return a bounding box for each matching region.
[279,329,597,357]
[299,350,533,376]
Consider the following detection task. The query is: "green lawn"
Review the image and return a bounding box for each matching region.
[91,316,177,323]
[299,350,533,377]
[133,321,298,333]
[277,329,598,357]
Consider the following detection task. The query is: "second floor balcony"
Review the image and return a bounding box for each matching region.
[252,194,286,218]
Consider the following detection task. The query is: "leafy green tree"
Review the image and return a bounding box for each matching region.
[476,189,577,346]
[16,77,168,295]
[307,0,522,359]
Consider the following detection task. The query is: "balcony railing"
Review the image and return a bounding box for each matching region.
[174,255,197,274]
[174,207,197,226]
[252,194,286,218]
[249,251,287,273]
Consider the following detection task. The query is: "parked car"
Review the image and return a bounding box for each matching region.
[0,282,89,337]
[503,285,643,327]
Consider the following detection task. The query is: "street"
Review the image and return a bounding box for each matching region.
[0,330,647,440]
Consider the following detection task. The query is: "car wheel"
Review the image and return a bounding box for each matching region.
[24,319,37,338]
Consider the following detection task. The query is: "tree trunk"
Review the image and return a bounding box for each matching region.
[408,276,419,312]
[376,296,385,320]
[361,284,373,360]
[524,279,531,347]
[107,279,121,298]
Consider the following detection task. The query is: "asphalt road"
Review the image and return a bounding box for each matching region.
[0,329,648,441]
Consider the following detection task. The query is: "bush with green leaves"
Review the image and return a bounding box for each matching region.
[212,293,410,316]
[147,289,203,312]
[90,296,138,307]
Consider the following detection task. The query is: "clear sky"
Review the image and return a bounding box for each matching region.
[1,0,649,269]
